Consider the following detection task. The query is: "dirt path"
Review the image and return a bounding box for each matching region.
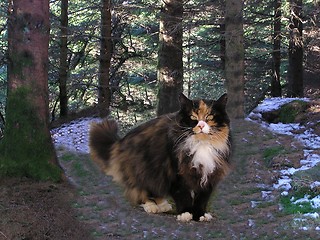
[57,119,318,239]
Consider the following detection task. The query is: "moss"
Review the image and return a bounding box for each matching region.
[0,87,61,181]
[280,187,320,214]
[10,50,34,79]
[278,100,309,123]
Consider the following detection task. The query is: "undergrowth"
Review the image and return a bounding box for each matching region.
[280,187,320,214]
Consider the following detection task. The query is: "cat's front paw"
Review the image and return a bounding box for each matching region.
[141,199,173,214]
[157,199,173,213]
[199,213,213,222]
[141,201,159,213]
[177,212,193,222]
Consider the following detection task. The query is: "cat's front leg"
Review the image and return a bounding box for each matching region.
[191,188,213,221]
[171,190,194,222]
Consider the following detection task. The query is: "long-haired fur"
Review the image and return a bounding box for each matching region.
[89,93,231,221]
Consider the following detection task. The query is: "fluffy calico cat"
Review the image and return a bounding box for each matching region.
[89,93,231,222]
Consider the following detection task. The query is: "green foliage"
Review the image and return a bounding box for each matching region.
[0,87,61,181]
[280,188,320,214]
[0,0,318,121]
[280,160,320,215]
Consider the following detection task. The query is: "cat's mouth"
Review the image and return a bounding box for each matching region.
[193,132,211,141]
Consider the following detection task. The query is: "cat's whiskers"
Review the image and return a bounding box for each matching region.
[174,130,192,147]
[174,125,197,147]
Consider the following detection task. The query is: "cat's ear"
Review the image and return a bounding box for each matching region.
[216,93,227,108]
[179,93,193,111]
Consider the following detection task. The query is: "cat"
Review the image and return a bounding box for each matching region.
[89,93,231,222]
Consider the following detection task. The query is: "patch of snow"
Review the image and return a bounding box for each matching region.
[250,97,307,113]
[310,195,320,209]
[261,191,273,201]
[273,177,292,191]
[303,212,319,219]
[268,123,302,136]
[280,152,320,176]
[310,181,320,189]
[297,129,320,149]
[51,117,100,153]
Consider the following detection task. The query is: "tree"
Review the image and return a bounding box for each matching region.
[220,21,226,70]
[157,0,184,116]
[287,0,303,97]
[98,0,112,117]
[225,0,245,118]
[58,0,69,117]
[271,0,282,97]
[0,0,61,181]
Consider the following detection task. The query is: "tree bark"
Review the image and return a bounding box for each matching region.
[225,0,245,119]
[59,0,69,117]
[220,21,226,70]
[98,0,112,117]
[157,0,183,116]
[2,0,61,181]
[288,0,303,97]
[271,0,282,97]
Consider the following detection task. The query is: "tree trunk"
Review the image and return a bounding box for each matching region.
[288,0,303,97]
[59,0,69,117]
[1,0,61,181]
[271,0,282,97]
[225,0,245,119]
[157,0,183,116]
[220,21,226,70]
[98,0,112,117]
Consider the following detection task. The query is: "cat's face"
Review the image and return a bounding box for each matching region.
[178,93,229,140]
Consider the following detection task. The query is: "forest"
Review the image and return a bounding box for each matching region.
[0,0,318,127]
[0,0,320,238]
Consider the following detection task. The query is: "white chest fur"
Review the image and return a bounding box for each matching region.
[182,135,228,186]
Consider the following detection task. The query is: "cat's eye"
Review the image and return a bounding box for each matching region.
[206,115,214,121]
[190,115,197,120]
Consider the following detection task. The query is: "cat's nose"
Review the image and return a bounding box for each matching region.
[197,120,206,129]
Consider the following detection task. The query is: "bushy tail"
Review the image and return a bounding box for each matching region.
[89,119,119,171]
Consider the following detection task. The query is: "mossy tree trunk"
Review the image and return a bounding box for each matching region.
[225,0,245,119]
[0,0,62,181]
[157,0,183,116]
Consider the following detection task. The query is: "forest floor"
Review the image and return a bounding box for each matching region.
[1,80,319,239]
